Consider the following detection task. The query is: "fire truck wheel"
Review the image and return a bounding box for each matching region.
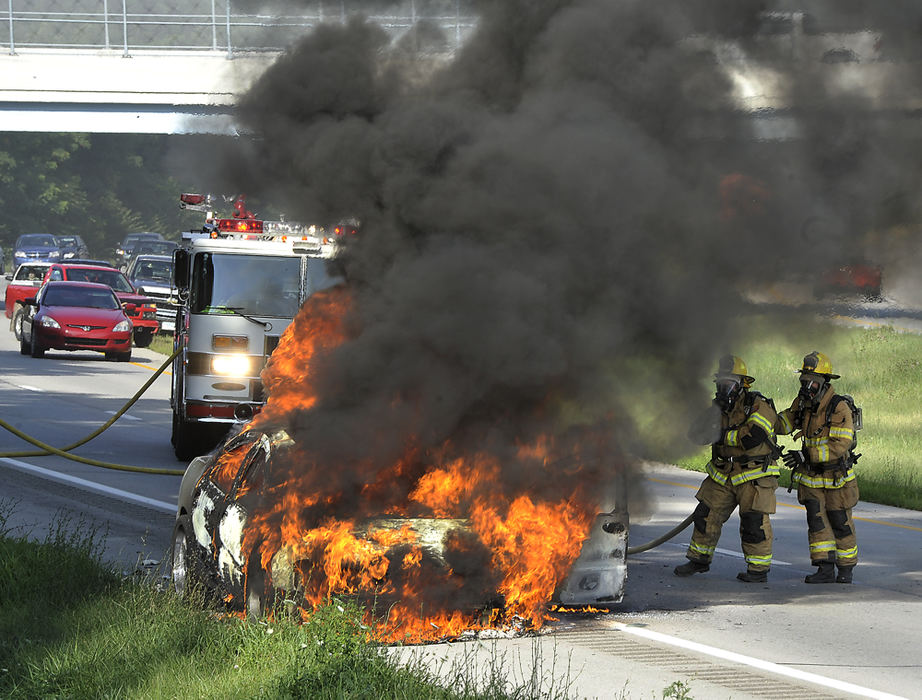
[133,328,154,348]
[172,413,202,461]
[245,546,274,621]
[12,308,24,341]
[171,515,200,598]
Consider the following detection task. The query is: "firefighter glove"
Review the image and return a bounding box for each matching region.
[782,449,806,469]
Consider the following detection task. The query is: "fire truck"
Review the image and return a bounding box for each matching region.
[170,193,343,460]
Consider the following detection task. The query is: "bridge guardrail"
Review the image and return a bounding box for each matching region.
[4,1,477,57]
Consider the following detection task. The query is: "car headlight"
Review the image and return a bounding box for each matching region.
[113,320,131,332]
[14,249,24,257]
[48,251,60,258]
[212,354,251,377]
[41,315,60,329]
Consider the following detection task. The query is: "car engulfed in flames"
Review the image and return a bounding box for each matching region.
[171,284,630,642]
[172,424,628,641]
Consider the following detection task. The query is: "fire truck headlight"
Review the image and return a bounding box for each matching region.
[212,354,251,377]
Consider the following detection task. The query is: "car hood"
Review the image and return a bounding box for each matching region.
[41,305,128,325]
[18,246,57,253]
[114,292,153,305]
[133,280,175,294]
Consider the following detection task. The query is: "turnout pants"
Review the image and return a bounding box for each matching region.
[797,477,859,567]
[685,468,778,573]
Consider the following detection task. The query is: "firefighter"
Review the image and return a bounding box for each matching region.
[675,355,781,583]
[778,351,858,584]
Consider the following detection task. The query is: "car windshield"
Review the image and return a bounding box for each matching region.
[17,234,57,247]
[43,287,119,309]
[65,268,134,292]
[132,241,177,256]
[132,259,173,283]
[58,236,77,246]
[14,264,49,282]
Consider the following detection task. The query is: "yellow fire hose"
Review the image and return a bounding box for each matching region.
[626,512,694,556]
[0,346,185,476]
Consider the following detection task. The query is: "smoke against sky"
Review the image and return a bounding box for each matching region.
[221,0,922,478]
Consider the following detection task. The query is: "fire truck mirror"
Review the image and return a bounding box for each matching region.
[174,250,190,290]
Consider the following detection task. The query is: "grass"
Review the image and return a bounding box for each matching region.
[147,332,173,357]
[672,317,922,510]
[0,502,586,700]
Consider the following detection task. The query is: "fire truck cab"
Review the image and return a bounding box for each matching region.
[170,194,342,460]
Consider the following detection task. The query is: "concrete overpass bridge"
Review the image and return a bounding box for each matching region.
[0,2,476,134]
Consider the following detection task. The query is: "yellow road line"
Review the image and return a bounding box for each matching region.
[647,476,922,532]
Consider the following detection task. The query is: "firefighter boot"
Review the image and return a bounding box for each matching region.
[805,561,836,584]
[736,569,768,583]
[836,565,855,584]
[674,560,710,577]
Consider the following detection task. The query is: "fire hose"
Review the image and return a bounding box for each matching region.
[625,512,695,556]
[0,346,185,476]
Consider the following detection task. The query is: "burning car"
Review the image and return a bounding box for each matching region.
[172,423,628,639]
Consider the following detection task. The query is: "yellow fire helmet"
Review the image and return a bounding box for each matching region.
[798,351,840,379]
[715,354,755,387]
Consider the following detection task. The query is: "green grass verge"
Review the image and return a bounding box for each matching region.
[673,318,922,510]
[148,332,173,357]
[0,504,579,700]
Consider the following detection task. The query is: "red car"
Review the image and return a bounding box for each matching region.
[19,281,134,361]
[5,262,53,339]
[44,263,159,346]
[819,263,883,301]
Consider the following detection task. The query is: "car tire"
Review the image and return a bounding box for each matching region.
[133,328,154,348]
[20,332,30,356]
[30,331,44,358]
[12,308,25,341]
[171,514,200,598]
[245,545,274,621]
[118,351,132,362]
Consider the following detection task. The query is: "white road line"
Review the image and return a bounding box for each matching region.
[104,411,142,421]
[612,621,908,700]
[1,456,175,513]
[16,384,44,392]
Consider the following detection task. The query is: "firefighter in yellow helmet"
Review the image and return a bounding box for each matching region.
[675,355,781,582]
[777,351,859,584]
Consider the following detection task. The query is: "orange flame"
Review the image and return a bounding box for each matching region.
[227,286,615,643]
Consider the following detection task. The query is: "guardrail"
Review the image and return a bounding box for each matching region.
[4,1,477,58]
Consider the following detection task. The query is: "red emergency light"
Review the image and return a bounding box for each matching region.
[216,218,264,234]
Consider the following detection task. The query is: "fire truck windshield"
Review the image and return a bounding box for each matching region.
[191,253,302,318]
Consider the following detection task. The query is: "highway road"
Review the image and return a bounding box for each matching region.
[2,281,922,699]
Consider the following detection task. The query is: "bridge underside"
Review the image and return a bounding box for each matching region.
[0,49,276,134]
[0,102,239,134]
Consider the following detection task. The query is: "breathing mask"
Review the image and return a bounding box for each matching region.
[715,377,743,410]
[798,373,827,404]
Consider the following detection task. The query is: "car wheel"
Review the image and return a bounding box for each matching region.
[30,331,44,358]
[118,351,132,362]
[133,328,153,348]
[245,545,274,621]
[171,514,200,597]
[12,308,24,341]
[20,331,30,356]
